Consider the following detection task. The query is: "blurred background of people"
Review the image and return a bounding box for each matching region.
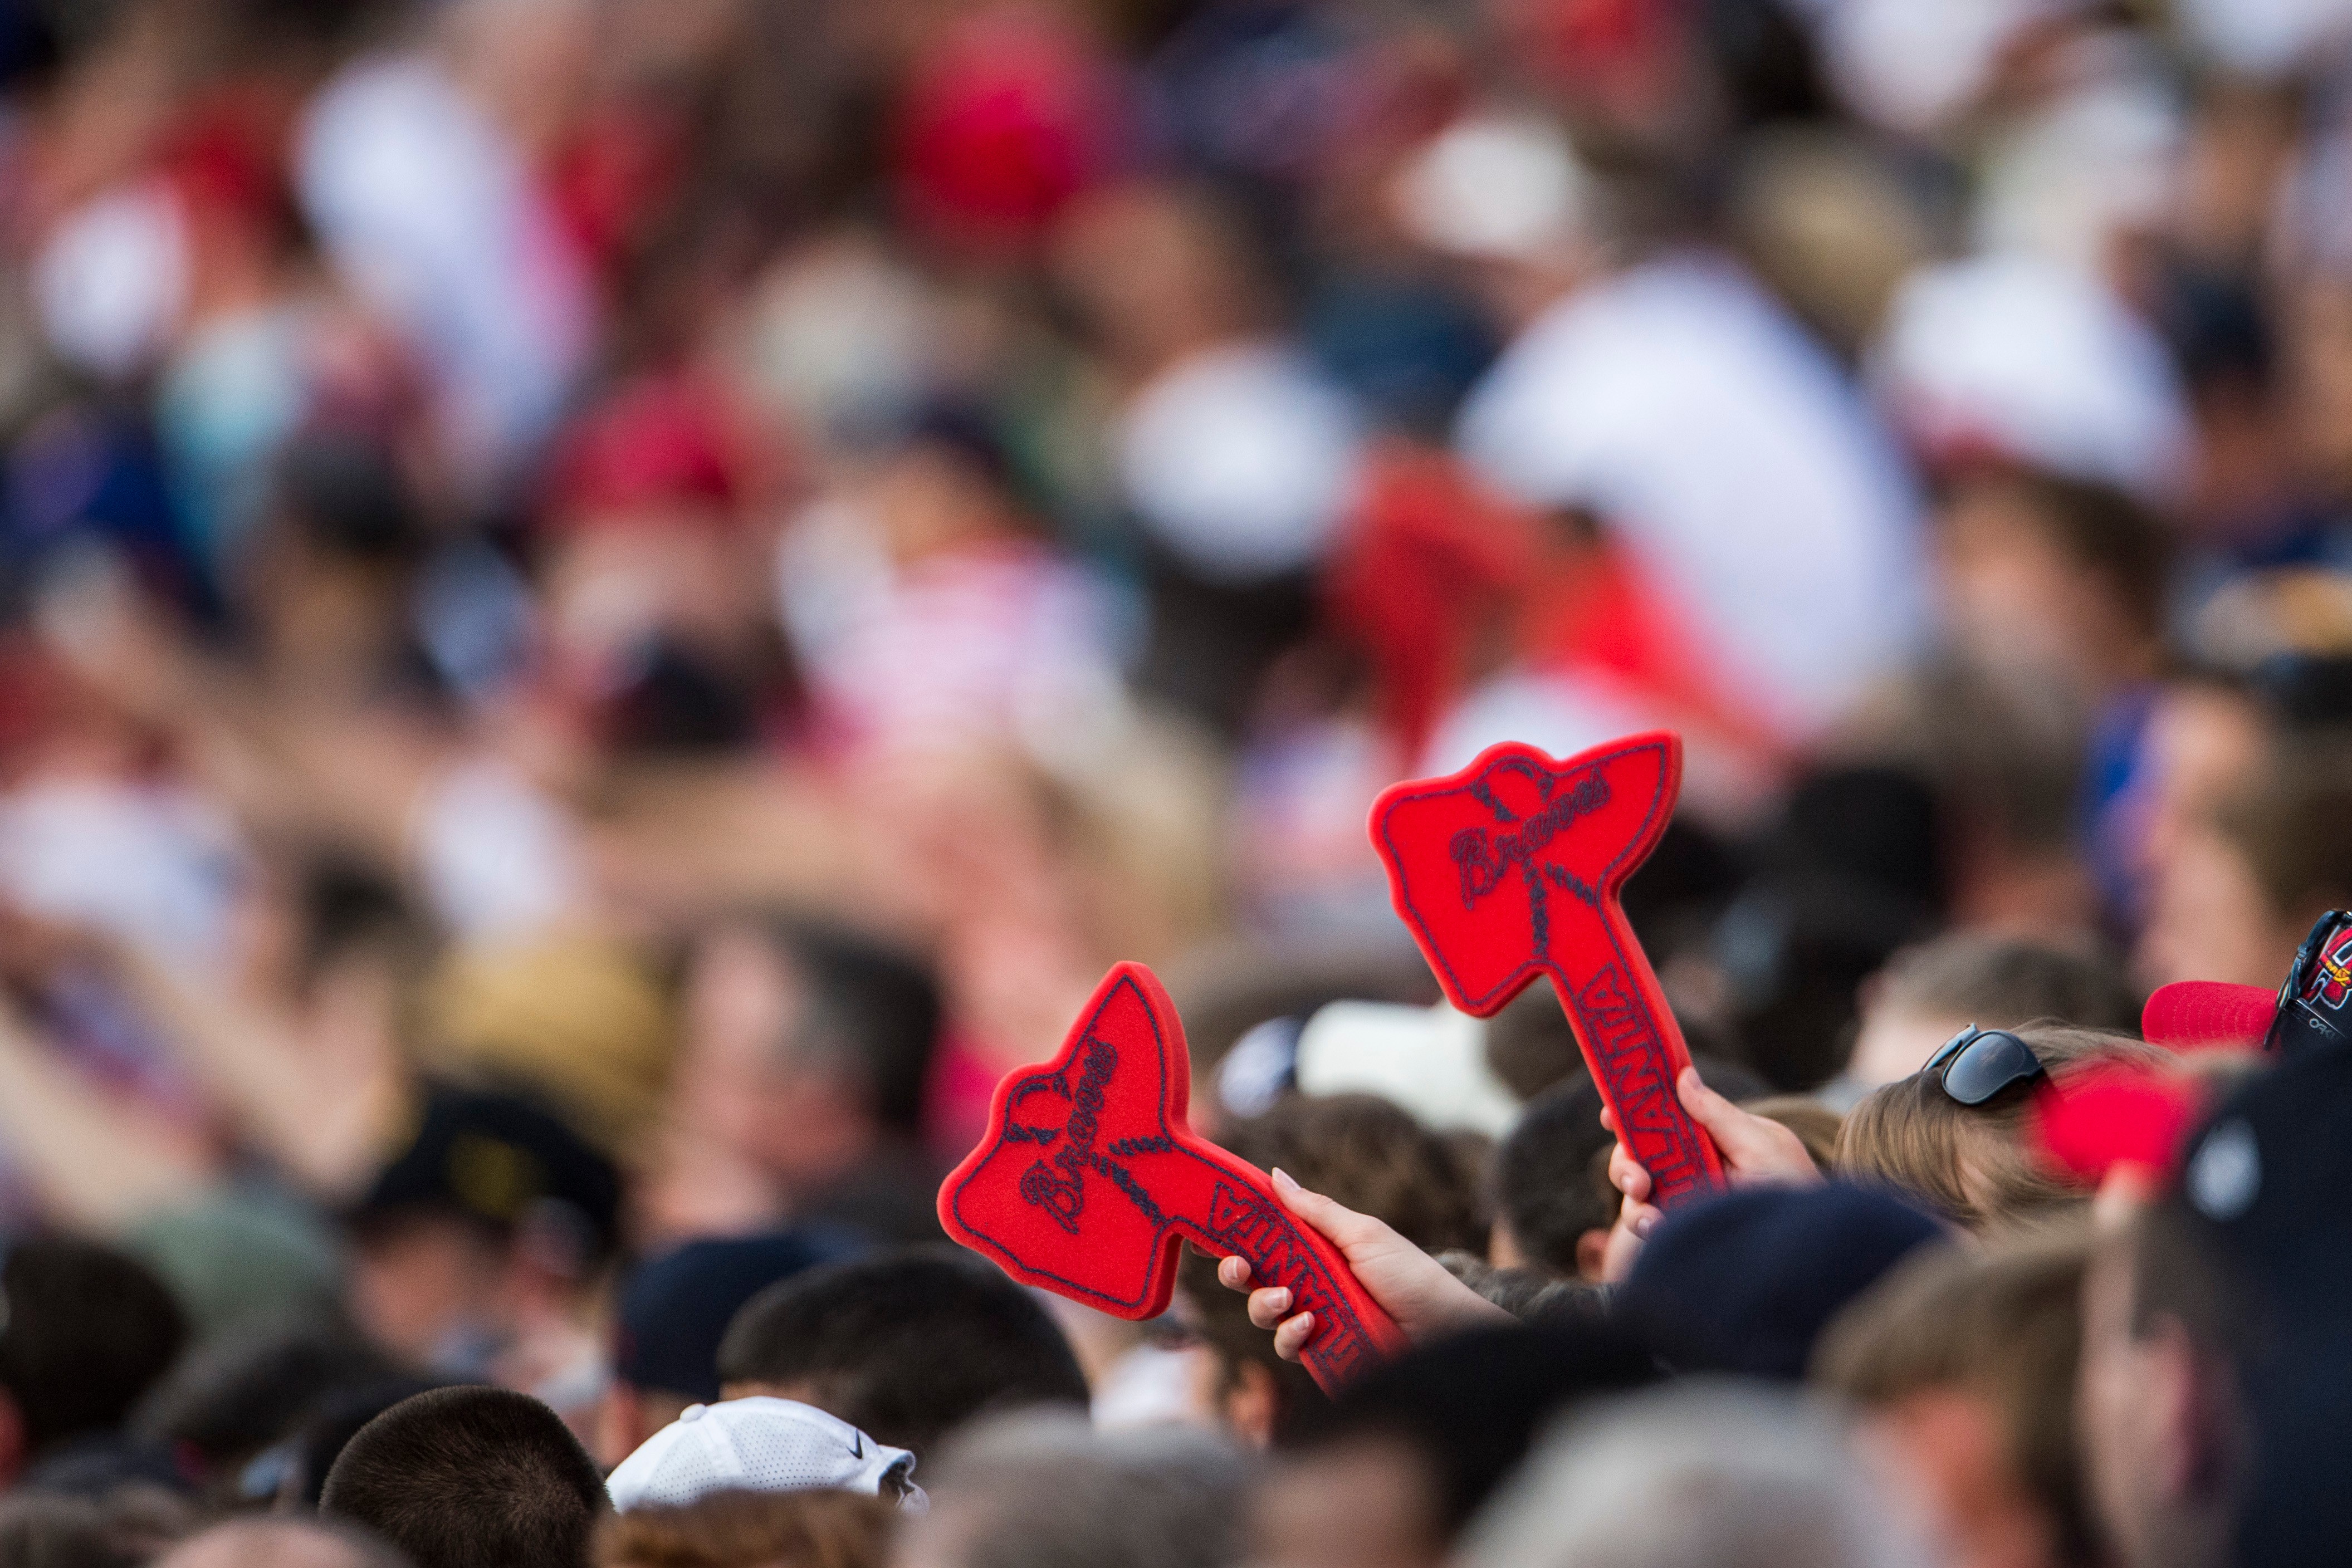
[0,1,2348,1566]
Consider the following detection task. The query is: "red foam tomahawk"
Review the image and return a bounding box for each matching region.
[939,963,1410,1394]
[1371,732,1723,1207]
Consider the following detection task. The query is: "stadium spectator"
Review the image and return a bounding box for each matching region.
[1818,1239,2103,1568]
[154,1520,408,1568]
[895,1414,1246,1568]
[319,1388,607,1568]
[0,1239,188,1489]
[596,1233,854,1469]
[1838,1027,2175,1237]
[717,1253,1088,1460]
[599,1490,890,1568]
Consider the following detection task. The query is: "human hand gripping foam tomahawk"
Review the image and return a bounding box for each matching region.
[1371,732,1724,1207]
[937,963,1412,1394]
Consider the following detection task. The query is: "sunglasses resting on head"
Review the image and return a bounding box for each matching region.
[1924,1025,2046,1108]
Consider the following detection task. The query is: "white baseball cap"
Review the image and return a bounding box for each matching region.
[605,1397,925,1513]
[1294,1000,1522,1138]
[1871,253,2190,502]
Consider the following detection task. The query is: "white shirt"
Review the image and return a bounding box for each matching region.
[1456,254,1926,742]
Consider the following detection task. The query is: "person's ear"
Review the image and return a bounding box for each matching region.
[2145,1317,2232,1504]
[2174,1326,2248,1506]
[0,1389,27,1489]
[1574,1227,1611,1282]
[1223,1360,1282,1451]
[594,1382,646,1471]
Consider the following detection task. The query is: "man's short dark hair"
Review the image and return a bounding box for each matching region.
[1287,1322,1662,1538]
[0,1237,188,1454]
[716,1249,1087,1457]
[1492,1080,1619,1277]
[319,1388,605,1568]
[1214,1094,1483,1255]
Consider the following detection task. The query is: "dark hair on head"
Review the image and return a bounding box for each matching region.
[0,1487,193,1568]
[715,1249,1087,1458]
[135,1312,394,1478]
[596,1487,891,1568]
[287,1376,457,1509]
[1959,467,2173,642]
[1173,1090,1490,1442]
[1285,1322,1662,1540]
[319,1388,605,1568]
[1215,1094,1483,1255]
[756,919,942,1136]
[0,1237,188,1455]
[1487,1052,1777,1281]
[1492,1080,1620,1278]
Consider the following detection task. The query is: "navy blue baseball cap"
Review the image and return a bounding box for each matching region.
[349,1085,622,1261]
[1620,1182,1947,1380]
[2163,1047,2352,1566]
[614,1232,861,1404]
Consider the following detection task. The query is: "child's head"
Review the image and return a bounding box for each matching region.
[1838,1025,2172,1236]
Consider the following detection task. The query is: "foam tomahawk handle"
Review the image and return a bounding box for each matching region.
[1371,732,1723,1207]
[938,963,1411,1394]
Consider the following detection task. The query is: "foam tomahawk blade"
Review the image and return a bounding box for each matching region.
[1371,733,1722,1205]
[939,963,1410,1393]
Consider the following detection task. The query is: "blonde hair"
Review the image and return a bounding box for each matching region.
[597,1489,892,1568]
[1836,1025,2171,1236]
[1743,1096,1844,1173]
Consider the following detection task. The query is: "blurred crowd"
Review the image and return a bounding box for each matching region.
[0,0,2350,1564]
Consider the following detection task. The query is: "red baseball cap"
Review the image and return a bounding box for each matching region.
[2141,980,2277,1051]
[2028,1062,2204,1185]
[2141,908,2352,1057]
